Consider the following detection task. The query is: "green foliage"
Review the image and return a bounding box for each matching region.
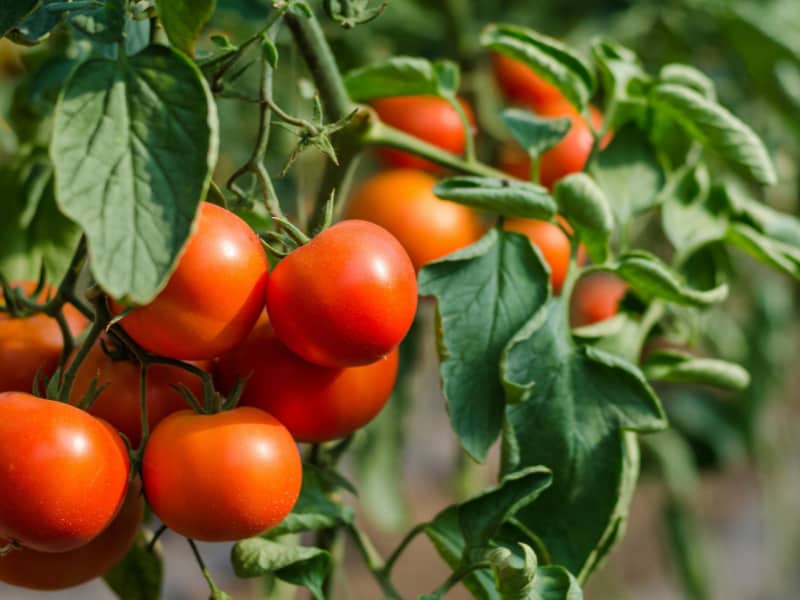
[501,109,570,159]
[344,55,459,101]
[104,533,164,600]
[0,0,39,37]
[553,173,613,263]
[156,0,216,56]
[433,177,556,219]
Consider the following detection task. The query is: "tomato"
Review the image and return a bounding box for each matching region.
[570,272,628,327]
[267,220,417,367]
[0,393,129,552]
[216,318,398,443]
[142,407,302,541]
[345,169,484,271]
[113,202,268,361]
[0,282,87,393]
[68,337,207,448]
[491,53,563,109]
[0,479,143,590]
[372,95,474,171]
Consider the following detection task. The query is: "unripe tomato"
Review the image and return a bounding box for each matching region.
[491,53,563,109]
[142,407,302,542]
[68,337,208,448]
[570,273,628,327]
[372,95,474,171]
[216,318,399,443]
[0,479,144,590]
[0,393,129,552]
[0,282,87,393]
[266,220,417,367]
[345,169,484,271]
[113,202,268,361]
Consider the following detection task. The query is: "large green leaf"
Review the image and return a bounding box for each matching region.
[12,0,125,44]
[156,0,216,56]
[502,300,666,578]
[0,0,39,37]
[434,177,557,220]
[418,228,550,461]
[103,532,164,600]
[51,46,219,304]
[344,56,458,101]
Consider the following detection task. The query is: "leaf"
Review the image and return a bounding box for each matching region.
[725,223,800,279]
[104,532,164,600]
[418,228,550,461]
[489,545,583,600]
[51,45,219,304]
[0,0,39,37]
[501,108,571,158]
[658,63,716,99]
[591,40,650,132]
[590,124,665,223]
[503,300,666,578]
[70,0,126,43]
[156,0,216,56]
[649,83,776,185]
[481,24,595,112]
[726,185,800,247]
[642,350,750,391]
[433,177,557,220]
[553,173,614,263]
[344,56,458,101]
[231,538,330,600]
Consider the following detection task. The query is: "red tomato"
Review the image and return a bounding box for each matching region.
[491,53,564,109]
[113,202,268,361]
[570,273,628,327]
[0,479,144,590]
[0,393,129,552]
[216,318,398,443]
[142,407,302,541]
[68,337,208,448]
[497,143,532,181]
[372,95,474,171]
[345,169,484,271]
[0,282,87,393]
[266,220,417,367]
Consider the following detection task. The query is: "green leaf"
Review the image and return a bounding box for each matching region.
[591,40,650,133]
[481,24,595,112]
[649,83,776,185]
[0,0,39,37]
[501,108,570,158]
[658,63,716,99]
[590,124,664,223]
[51,45,219,304]
[344,56,458,101]
[489,545,583,600]
[642,350,750,391]
[418,228,550,461]
[156,0,216,56]
[433,177,557,220]
[231,538,330,600]
[70,0,126,43]
[553,173,614,263]
[503,300,666,578]
[725,223,800,279]
[104,532,164,600]
[726,186,800,247]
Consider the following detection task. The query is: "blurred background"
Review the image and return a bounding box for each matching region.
[1,0,799,598]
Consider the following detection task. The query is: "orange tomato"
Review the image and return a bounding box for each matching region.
[570,273,628,327]
[491,53,563,110]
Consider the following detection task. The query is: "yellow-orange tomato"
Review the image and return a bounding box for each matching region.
[570,273,628,327]
[491,53,563,110]
[346,170,484,271]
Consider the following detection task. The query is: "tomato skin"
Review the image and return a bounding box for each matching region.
[114,202,268,361]
[266,220,417,368]
[372,95,474,171]
[0,282,87,393]
[69,338,207,448]
[570,273,628,327]
[142,407,302,542]
[345,169,484,271]
[491,53,563,109]
[0,480,143,590]
[0,393,129,553]
[216,319,399,443]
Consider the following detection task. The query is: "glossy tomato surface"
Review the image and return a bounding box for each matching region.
[346,169,484,271]
[114,202,268,360]
[0,479,143,590]
[216,318,399,443]
[491,52,564,109]
[0,393,129,552]
[0,282,87,393]
[571,272,628,327]
[372,95,474,171]
[142,407,302,542]
[266,220,417,367]
[69,337,207,448]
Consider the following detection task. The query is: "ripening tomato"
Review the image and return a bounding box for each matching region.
[0,393,129,552]
[216,318,399,443]
[491,53,563,109]
[0,282,87,393]
[0,479,143,590]
[267,220,417,368]
[570,273,628,327]
[142,407,302,541]
[372,95,474,171]
[345,169,484,271]
[113,202,268,361]
[68,337,208,448]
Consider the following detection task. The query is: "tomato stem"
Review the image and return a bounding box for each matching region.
[57,293,109,404]
[187,538,225,597]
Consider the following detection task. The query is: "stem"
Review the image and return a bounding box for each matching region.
[381,522,427,576]
[347,524,402,600]
[136,363,150,455]
[447,96,476,163]
[63,294,110,405]
[147,525,167,552]
[428,561,491,598]
[187,539,224,597]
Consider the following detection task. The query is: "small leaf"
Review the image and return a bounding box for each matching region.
[156,0,216,56]
[0,0,39,37]
[725,223,800,279]
[434,177,557,220]
[103,532,164,600]
[591,40,650,132]
[726,185,800,247]
[489,544,584,600]
[344,56,456,101]
[261,37,279,69]
[553,173,614,263]
[642,350,750,390]
[658,63,716,99]
[434,60,460,96]
[501,108,571,158]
